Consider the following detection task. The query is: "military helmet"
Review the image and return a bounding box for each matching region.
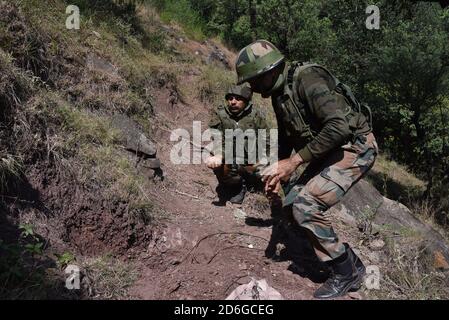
[225,83,253,102]
[235,40,285,85]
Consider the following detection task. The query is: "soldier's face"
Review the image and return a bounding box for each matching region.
[248,67,282,98]
[227,95,247,114]
[248,73,273,96]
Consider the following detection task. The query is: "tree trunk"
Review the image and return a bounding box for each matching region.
[248,0,257,41]
[412,106,433,199]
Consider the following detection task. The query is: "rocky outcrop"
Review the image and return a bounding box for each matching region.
[339,180,449,269]
[205,42,231,70]
[111,114,163,177]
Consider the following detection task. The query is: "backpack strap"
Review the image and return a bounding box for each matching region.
[284,62,317,139]
[287,62,373,141]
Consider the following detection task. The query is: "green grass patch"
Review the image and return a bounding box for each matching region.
[366,154,426,203]
[150,0,206,41]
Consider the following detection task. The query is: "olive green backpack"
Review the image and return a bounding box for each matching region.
[285,61,373,140]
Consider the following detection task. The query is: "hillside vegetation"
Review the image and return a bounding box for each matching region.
[0,0,448,300]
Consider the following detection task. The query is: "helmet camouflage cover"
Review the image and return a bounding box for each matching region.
[225,83,253,102]
[235,40,285,85]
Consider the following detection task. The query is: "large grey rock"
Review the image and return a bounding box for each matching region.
[226,278,283,300]
[339,180,449,263]
[204,42,230,69]
[111,114,157,158]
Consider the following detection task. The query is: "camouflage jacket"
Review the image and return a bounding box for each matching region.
[208,103,270,164]
[272,63,371,162]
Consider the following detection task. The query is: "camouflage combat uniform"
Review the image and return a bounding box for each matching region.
[208,100,270,186]
[235,39,371,298]
[273,63,378,262]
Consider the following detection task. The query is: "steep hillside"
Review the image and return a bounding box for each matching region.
[0,1,448,300]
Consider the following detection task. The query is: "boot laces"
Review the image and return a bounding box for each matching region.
[324,271,343,286]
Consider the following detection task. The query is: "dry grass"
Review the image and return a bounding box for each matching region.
[371,154,426,189]
[0,0,168,300]
[367,154,426,202]
[0,49,33,110]
[0,154,22,193]
[369,240,449,300]
[408,199,449,242]
[190,65,234,105]
[82,255,138,299]
[74,143,158,225]
[366,154,449,241]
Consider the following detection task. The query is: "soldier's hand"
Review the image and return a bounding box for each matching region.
[261,154,304,193]
[266,180,281,201]
[205,155,223,169]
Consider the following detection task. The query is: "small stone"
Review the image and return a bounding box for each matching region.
[234,209,247,220]
[248,244,254,249]
[433,251,449,271]
[347,292,363,300]
[369,239,385,251]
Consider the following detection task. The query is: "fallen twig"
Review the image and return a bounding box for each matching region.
[180,231,269,264]
[220,231,269,242]
[207,245,264,264]
[0,195,35,204]
[175,189,200,200]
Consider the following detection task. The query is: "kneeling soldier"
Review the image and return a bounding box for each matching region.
[206,84,269,205]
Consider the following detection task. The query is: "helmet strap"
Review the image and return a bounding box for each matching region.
[263,65,287,97]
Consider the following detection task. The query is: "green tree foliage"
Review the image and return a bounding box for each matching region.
[256,0,336,62]
[365,3,449,216]
[154,0,449,223]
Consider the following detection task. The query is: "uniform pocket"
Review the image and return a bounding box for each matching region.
[319,146,375,194]
[320,163,354,193]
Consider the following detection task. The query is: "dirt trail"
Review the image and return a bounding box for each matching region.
[128,77,354,300]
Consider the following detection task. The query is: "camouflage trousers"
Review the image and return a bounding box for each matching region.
[286,133,378,262]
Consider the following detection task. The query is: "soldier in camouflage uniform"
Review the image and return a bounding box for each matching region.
[205,84,269,205]
[235,40,378,299]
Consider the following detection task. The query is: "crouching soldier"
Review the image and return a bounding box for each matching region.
[205,84,269,205]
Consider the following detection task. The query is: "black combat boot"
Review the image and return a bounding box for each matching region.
[214,184,229,206]
[313,250,361,299]
[344,243,366,274]
[344,243,366,291]
[229,180,247,204]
